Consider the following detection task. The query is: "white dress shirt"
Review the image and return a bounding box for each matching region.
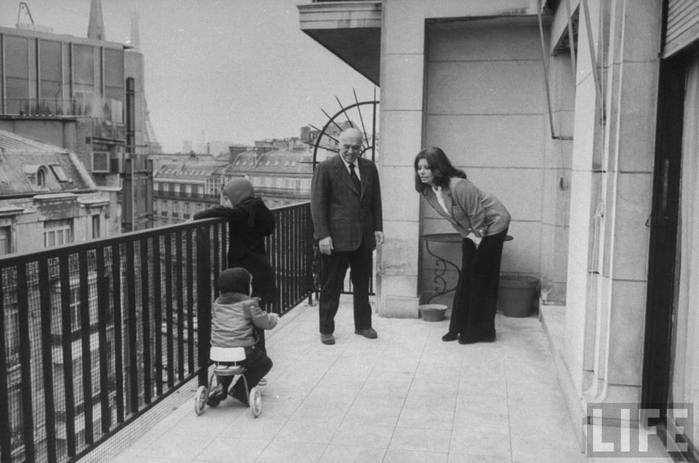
[340,157,361,181]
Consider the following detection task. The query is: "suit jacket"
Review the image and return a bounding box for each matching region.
[422,177,510,238]
[310,154,383,252]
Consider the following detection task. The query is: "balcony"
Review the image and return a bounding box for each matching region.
[1,200,658,462]
[297,1,381,85]
[0,202,314,463]
[3,98,93,118]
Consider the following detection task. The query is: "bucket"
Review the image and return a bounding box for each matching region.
[418,304,448,322]
[498,275,538,317]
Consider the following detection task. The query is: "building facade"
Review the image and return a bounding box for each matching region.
[299,0,699,457]
[0,0,158,233]
[0,130,109,256]
[220,145,314,209]
[0,129,112,461]
[153,135,316,224]
[152,157,224,226]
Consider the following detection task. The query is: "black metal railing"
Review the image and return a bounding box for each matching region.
[4,98,91,118]
[152,190,218,202]
[0,202,314,463]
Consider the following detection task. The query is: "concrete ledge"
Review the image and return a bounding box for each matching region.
[539,303,587,451]
[378,295,419,318]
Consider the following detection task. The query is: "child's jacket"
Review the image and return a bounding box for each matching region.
[211,292,278,348]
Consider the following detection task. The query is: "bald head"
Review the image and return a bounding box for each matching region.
[338,128,364,164]
[339,127,363,144]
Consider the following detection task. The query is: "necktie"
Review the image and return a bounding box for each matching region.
[349,163,361,192]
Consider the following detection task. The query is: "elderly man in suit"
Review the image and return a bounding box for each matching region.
[311,127,384,345]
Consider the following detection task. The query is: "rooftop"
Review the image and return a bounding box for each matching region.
[0,130,93,195]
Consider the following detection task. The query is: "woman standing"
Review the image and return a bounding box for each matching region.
[415,147,510,344]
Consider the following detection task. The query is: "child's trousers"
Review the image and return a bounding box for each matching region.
[219,344,272,401]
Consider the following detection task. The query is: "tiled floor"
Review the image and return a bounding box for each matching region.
[103,297,590,462]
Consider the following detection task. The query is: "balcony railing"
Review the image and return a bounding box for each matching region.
[152,190,219,202]
[4,98,92,118]
[0,202,314,463]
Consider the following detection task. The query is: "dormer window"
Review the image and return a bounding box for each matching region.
[50,165,69,183]
[37,168,46,187]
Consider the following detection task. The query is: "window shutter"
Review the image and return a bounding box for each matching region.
[664,0,699,58]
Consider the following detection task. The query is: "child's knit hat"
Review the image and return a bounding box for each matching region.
[223,178,254,206]
[218,267,252,294]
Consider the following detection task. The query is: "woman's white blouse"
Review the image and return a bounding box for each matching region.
[432,185,451,216]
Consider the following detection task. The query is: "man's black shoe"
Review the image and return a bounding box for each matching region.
[355,328,378,339]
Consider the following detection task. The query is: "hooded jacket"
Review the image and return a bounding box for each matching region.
[210,292,278,348]
[193,184,277,304]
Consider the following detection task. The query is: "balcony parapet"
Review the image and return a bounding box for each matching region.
[298,0,381,85]
[299,1,381,29]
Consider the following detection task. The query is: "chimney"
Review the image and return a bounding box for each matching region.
[300,126,311,143]
[87,0,105,40]
[128,10,140,49]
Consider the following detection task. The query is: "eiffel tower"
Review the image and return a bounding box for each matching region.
[127,10,162,154]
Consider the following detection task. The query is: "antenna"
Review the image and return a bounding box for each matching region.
[17,2,35,26]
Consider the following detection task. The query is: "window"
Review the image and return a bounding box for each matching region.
[50,165,69,182]
[37,167,47,187]
[73,44,95,86]
[44,219,73,248]
[104,49,124,122]
[0,227,11,255]
[39,40,62,106]
[5,36,30,114]
[91,215,100,239]
[68,276,98,332]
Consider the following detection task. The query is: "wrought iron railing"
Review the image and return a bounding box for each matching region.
[0,202,314,463]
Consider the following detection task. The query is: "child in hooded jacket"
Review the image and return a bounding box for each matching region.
[194,178,277,306]
[207,267,278,407]
[194,178,277,351]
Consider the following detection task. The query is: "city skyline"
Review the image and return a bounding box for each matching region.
[0,0,375,153]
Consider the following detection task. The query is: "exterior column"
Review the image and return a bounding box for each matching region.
[376,0,426,317]
[562,0,661,445]
[585,0,661,405]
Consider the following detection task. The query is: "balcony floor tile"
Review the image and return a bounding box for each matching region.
[99,297,589,462]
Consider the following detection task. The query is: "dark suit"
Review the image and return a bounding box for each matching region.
[310,155,383,334]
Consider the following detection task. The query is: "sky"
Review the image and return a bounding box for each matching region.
[0,0,376,152]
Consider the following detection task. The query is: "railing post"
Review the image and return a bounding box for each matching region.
[0,270,12,463]
[16,264,35,462]
[196,224,211,387]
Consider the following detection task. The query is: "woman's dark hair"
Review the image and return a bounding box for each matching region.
[413,147,467,193]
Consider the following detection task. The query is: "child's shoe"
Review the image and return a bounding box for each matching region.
[207,384,225,407]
